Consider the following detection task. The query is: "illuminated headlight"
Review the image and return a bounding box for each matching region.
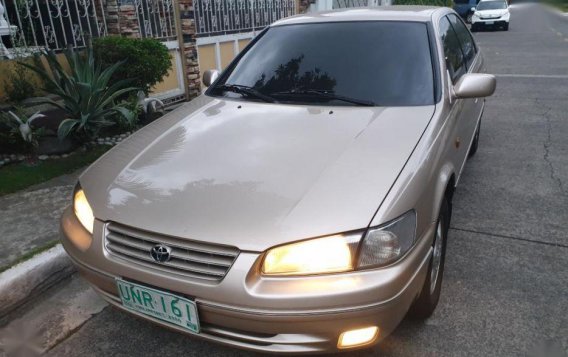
[261,211,416,276]
[357,210,416,268]
[262,233,360,276]
[74,186,94,234]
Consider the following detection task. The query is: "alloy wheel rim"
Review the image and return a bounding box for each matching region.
[430,221,444,294]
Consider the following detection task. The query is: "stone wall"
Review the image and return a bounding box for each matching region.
[298,0,315,13]
[104,0,142,39]
[103,0,200,99]
[178,0,201,99]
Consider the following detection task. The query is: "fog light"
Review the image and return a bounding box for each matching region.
[337,326,379,349]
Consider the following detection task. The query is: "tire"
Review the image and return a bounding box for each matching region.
[408,197,450,320]
[471,24,477,32]
[468,119,481,158]
[503,23,509,31]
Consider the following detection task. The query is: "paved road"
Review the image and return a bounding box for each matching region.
[3,4,568,357]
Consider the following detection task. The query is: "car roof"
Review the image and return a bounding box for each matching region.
[272,6,444,26]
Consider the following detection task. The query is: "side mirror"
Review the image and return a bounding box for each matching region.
[202,69,220,87]
[454,73,496,99]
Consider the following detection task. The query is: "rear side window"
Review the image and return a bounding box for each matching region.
[439,17,466,83]
[448,14,477,69]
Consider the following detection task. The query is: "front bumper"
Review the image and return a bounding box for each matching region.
[61,207,434,354]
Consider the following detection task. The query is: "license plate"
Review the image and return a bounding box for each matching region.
[486,21,494,25]
[116,279,200,333]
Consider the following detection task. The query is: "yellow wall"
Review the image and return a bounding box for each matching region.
[0,53,69,101]
[238,39,251,51]
[219,42,235,69]
[150,49,181,95]
[197,44,217,76]
[197,38,253,90]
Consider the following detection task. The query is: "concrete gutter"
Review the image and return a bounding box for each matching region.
[0,244,75,318]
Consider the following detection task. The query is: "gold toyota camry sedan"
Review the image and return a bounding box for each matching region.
[61,6,496,354]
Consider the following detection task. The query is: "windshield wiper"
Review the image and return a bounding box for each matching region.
[216,84,277,103]
[271,89,376,107]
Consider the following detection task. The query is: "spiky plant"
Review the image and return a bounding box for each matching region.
[20,48,138,141]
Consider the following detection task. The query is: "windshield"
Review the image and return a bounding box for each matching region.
[208,22,435,107]
[477,1,507,10]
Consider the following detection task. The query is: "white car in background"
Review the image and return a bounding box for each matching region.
[471,0,510,31]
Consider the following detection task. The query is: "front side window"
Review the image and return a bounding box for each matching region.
[477,1,508,10]
[208,22,435,107]
[448,14,477,69]
[439,17,466,83]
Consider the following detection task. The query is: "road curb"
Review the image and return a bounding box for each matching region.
[0,244,75,318]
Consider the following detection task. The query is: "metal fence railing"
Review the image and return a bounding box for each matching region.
[333,0,369,8]
[194,0,297,37]
[119,0,177,41]
[0,0,176,57]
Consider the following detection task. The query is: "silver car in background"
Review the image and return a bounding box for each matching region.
[61,6,496,354]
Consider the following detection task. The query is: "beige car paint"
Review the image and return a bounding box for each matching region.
[61,6,496,354]
[79,101,434,252]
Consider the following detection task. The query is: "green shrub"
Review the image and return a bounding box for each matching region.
[93,37,172,94]
[543,0,568,12]
[110,93,142,132]
[394,0,453,6]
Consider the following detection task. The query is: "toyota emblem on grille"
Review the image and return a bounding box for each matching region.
[150,244,172,263]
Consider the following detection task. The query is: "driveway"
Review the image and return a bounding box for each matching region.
[10,4,568,357]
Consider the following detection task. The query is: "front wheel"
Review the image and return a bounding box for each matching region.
[471,24,478,32]
[408,197,450,319]
[503,23,509,31]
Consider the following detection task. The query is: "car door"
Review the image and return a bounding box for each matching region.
[449,14,484,162]
[439,15,479,180]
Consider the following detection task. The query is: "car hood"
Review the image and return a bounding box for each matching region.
[81,96,434,252]
[476,9,508,17]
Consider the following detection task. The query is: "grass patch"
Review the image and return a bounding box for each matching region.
[544,0,568,12]
[0,240,59,274]
[0,145,110,196]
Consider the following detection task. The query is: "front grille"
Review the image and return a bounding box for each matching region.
[105,222,239,282]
